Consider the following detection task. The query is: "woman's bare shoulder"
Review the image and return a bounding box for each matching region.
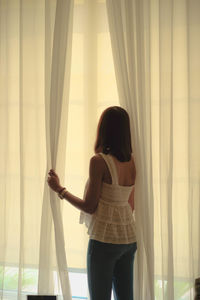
[90,153,105,169]
[89,154,106,181]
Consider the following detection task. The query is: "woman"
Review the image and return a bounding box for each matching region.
[47,106,137,300]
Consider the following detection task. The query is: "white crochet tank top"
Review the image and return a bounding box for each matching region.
[79,153,137,244]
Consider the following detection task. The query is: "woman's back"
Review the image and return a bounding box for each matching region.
[100,153,136,187]
[80,152,137,244]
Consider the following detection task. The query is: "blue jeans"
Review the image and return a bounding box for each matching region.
[87,239,137,300]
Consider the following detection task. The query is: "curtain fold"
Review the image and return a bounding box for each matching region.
[106,1,154,299]
[38,0,73,299]
[106,0,200,299]
[0,0,74,299]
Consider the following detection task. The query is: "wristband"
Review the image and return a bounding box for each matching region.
[58,187,66,199]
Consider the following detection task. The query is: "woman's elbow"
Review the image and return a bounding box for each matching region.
[84,204,97,214]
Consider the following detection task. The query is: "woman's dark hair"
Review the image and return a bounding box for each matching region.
[94,106,132,162]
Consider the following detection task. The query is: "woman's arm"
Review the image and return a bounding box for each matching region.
[128,186,134,211]
[128,155,136,212]
[47,155,104,214]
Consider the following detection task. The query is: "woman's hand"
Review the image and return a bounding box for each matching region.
[47,169,63,193]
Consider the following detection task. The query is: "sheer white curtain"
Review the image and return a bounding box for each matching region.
[106,0,200,299]
[0,0,73,299]
[0,0,119,299]
[38,0,73,299]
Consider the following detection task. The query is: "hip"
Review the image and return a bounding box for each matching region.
[87,238,137,258]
